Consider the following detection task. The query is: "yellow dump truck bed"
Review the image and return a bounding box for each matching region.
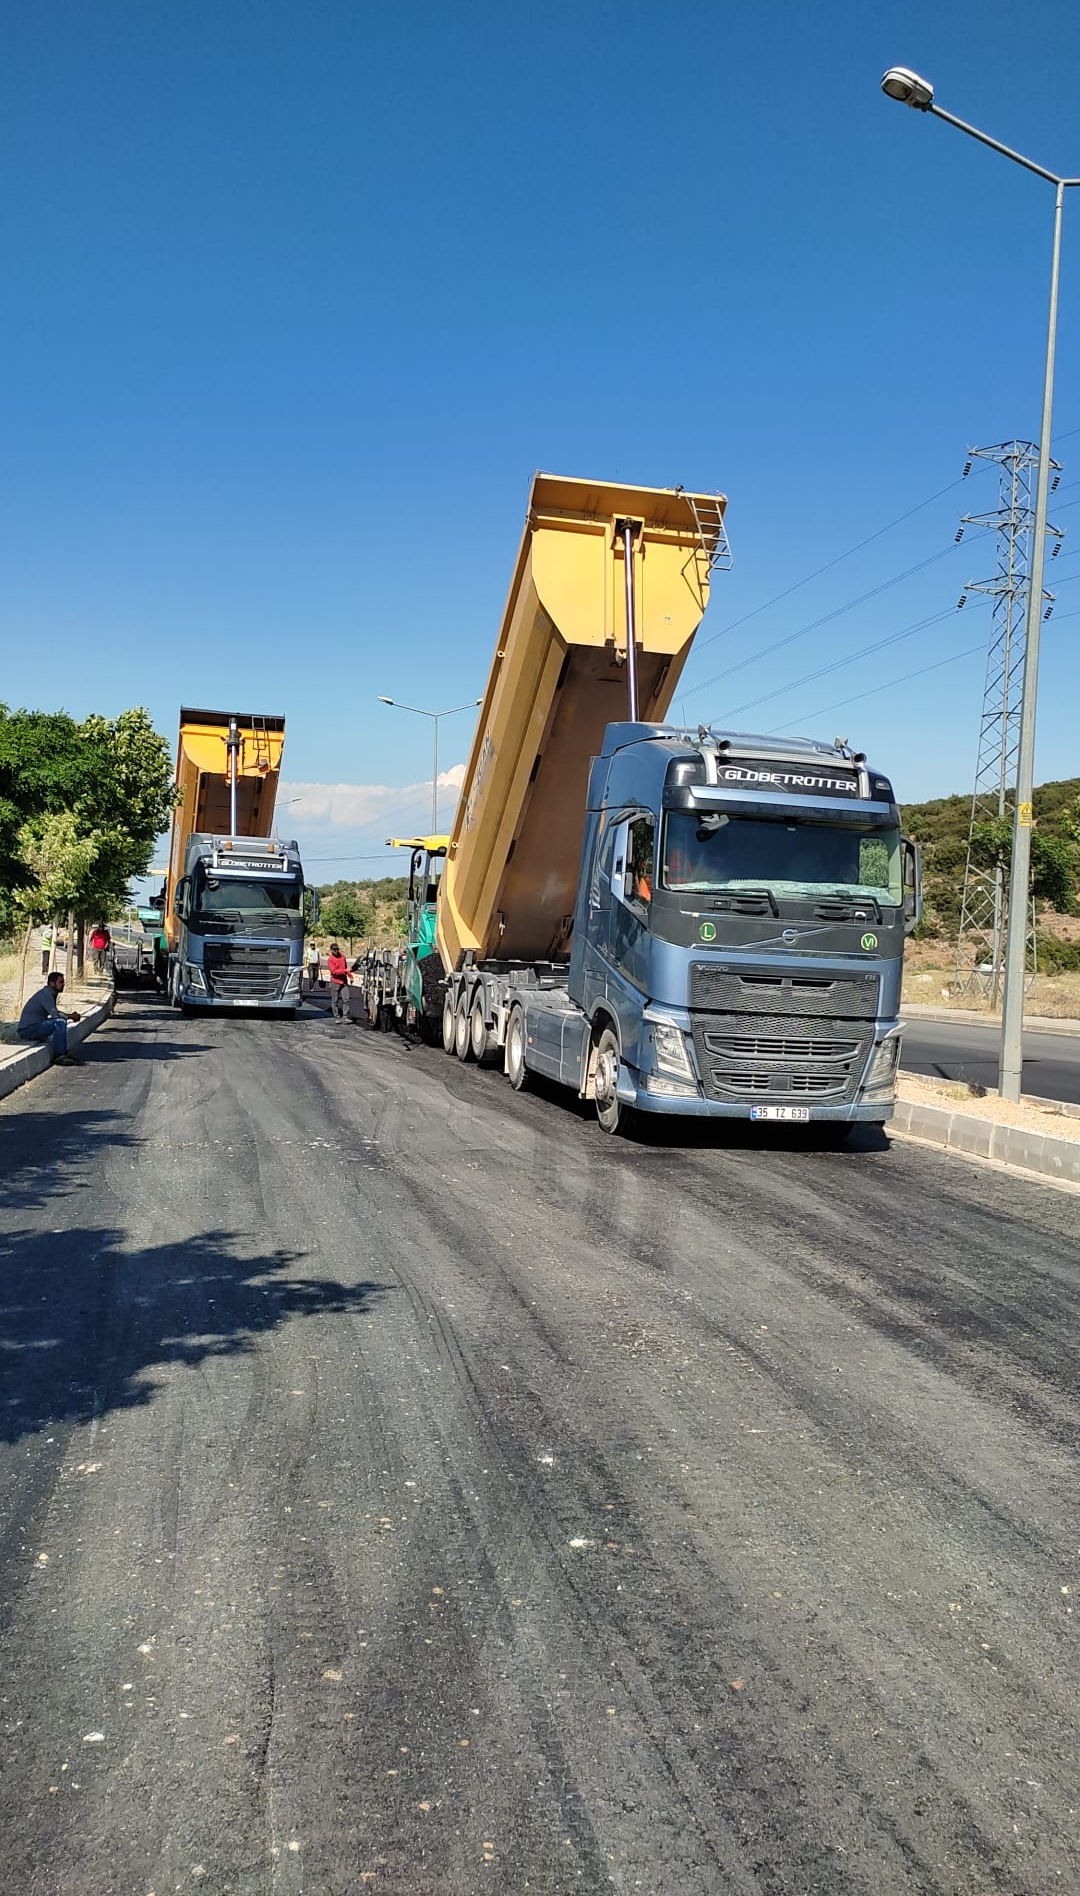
[437,474,727,970]
[164,708,285,951]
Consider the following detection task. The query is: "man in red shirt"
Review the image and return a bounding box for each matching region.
[326,944,350,1020]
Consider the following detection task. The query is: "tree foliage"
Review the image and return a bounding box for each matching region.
[0,702,175,935]
[0,706,81,894]
[903,776,1080,936]
[968,818,1078,914]
[320,891,372,950]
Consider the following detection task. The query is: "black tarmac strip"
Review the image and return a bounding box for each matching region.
[2,994,1079,1896]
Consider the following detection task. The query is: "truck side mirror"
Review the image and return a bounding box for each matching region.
[901,836,922,935]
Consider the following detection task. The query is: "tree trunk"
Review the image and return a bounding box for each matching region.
[15,920,34,1013]
[65,909,75,985]
[76,916,86,980]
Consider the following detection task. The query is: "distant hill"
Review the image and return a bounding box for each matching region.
[902,776,1080,936]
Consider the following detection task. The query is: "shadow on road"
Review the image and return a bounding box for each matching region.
[0,1109,134,1213]
[0,1221,386,1447]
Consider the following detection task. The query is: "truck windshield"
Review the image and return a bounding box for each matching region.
[193,874,304,933]
[661,813,903,904]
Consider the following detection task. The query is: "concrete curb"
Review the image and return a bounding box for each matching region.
[891,1096,1080,1187]
[0,991,115,1104]
[902,1004,1080,1039]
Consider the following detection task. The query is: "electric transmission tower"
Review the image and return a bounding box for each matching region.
[953,441,1063,1002]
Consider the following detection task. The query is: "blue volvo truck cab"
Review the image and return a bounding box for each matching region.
[169,833,308,1015]
[442,725,920,1136]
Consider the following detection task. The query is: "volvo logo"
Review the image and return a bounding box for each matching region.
[781,928,798,944]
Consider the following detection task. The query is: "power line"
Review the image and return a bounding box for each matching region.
[693,475,970,654]
[770,608,1074,737]
[680,534,987,707]
[723,604,977,721]
[686,440,1080,690]
[772,640,990,734]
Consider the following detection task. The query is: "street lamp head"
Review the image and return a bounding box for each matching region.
[377,696,394,705]
[881,66,934,110]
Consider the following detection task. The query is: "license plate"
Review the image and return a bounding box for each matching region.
[750,1106,810,1122]
[230,999,261,1007]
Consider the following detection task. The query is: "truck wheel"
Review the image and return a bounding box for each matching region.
[470,996,491,1062]
[454,997,475,1061]
[506,1006,530,1092]
[594,1025,631,1135]
[441,988,456,1054]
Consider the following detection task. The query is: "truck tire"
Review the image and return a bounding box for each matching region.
[594,1025,632,1135]
[454,996,475,1061]
[470,995,492,1063]
[442,988,456,1054]
[419,953,447,1044]
[506,1006,530,1092]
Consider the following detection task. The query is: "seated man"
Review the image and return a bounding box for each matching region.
[18,972,83,1067]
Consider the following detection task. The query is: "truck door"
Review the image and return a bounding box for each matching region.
[608,812,655,1002]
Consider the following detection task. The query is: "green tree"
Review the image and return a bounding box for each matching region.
[0,705,81,897]
[969,818,1078,913]
[321,891,372,951]
[73,707,175,910]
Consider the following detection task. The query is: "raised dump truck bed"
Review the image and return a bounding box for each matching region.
[160,707,308,1015]
[436,474,729,973]
[164,708,285,953]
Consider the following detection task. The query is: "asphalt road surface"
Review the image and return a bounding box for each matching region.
[3,996,1080,1896]
[901,1015,1080,1105]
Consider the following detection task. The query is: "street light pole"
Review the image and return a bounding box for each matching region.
[377,696,483,834]
[999,181,1064,1100]
[880,68,1078,1101]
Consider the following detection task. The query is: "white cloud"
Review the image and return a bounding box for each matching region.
[280,764,465,831]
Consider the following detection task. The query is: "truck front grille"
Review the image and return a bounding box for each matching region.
[203,942,290,1000]
[689,993,874,1106]
[704,1033,860,1062]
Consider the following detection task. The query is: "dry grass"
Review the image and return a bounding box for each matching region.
[903,953,1080,1020]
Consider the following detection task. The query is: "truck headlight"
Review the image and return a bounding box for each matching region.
[283,967,302,993]
[864,1031,902,1093]
[184,964,207,993]
[646,1014,695,1082]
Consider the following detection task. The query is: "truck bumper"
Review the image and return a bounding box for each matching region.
[178,992,298,1011]
[618,1068,894,1123]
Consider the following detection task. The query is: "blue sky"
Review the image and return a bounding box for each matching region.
[3,0,1079,881]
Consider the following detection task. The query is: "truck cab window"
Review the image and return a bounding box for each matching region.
[627,815,655,909]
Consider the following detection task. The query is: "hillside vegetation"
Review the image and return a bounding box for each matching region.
[313,875,408,947]
[902,776,1080,958]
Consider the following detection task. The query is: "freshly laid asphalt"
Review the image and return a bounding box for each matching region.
[901,1015,1080,1105]
[3,993,1080,1896]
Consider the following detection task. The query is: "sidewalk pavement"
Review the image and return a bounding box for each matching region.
[0,982,116,1103]
[891,1092,1080,1189]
